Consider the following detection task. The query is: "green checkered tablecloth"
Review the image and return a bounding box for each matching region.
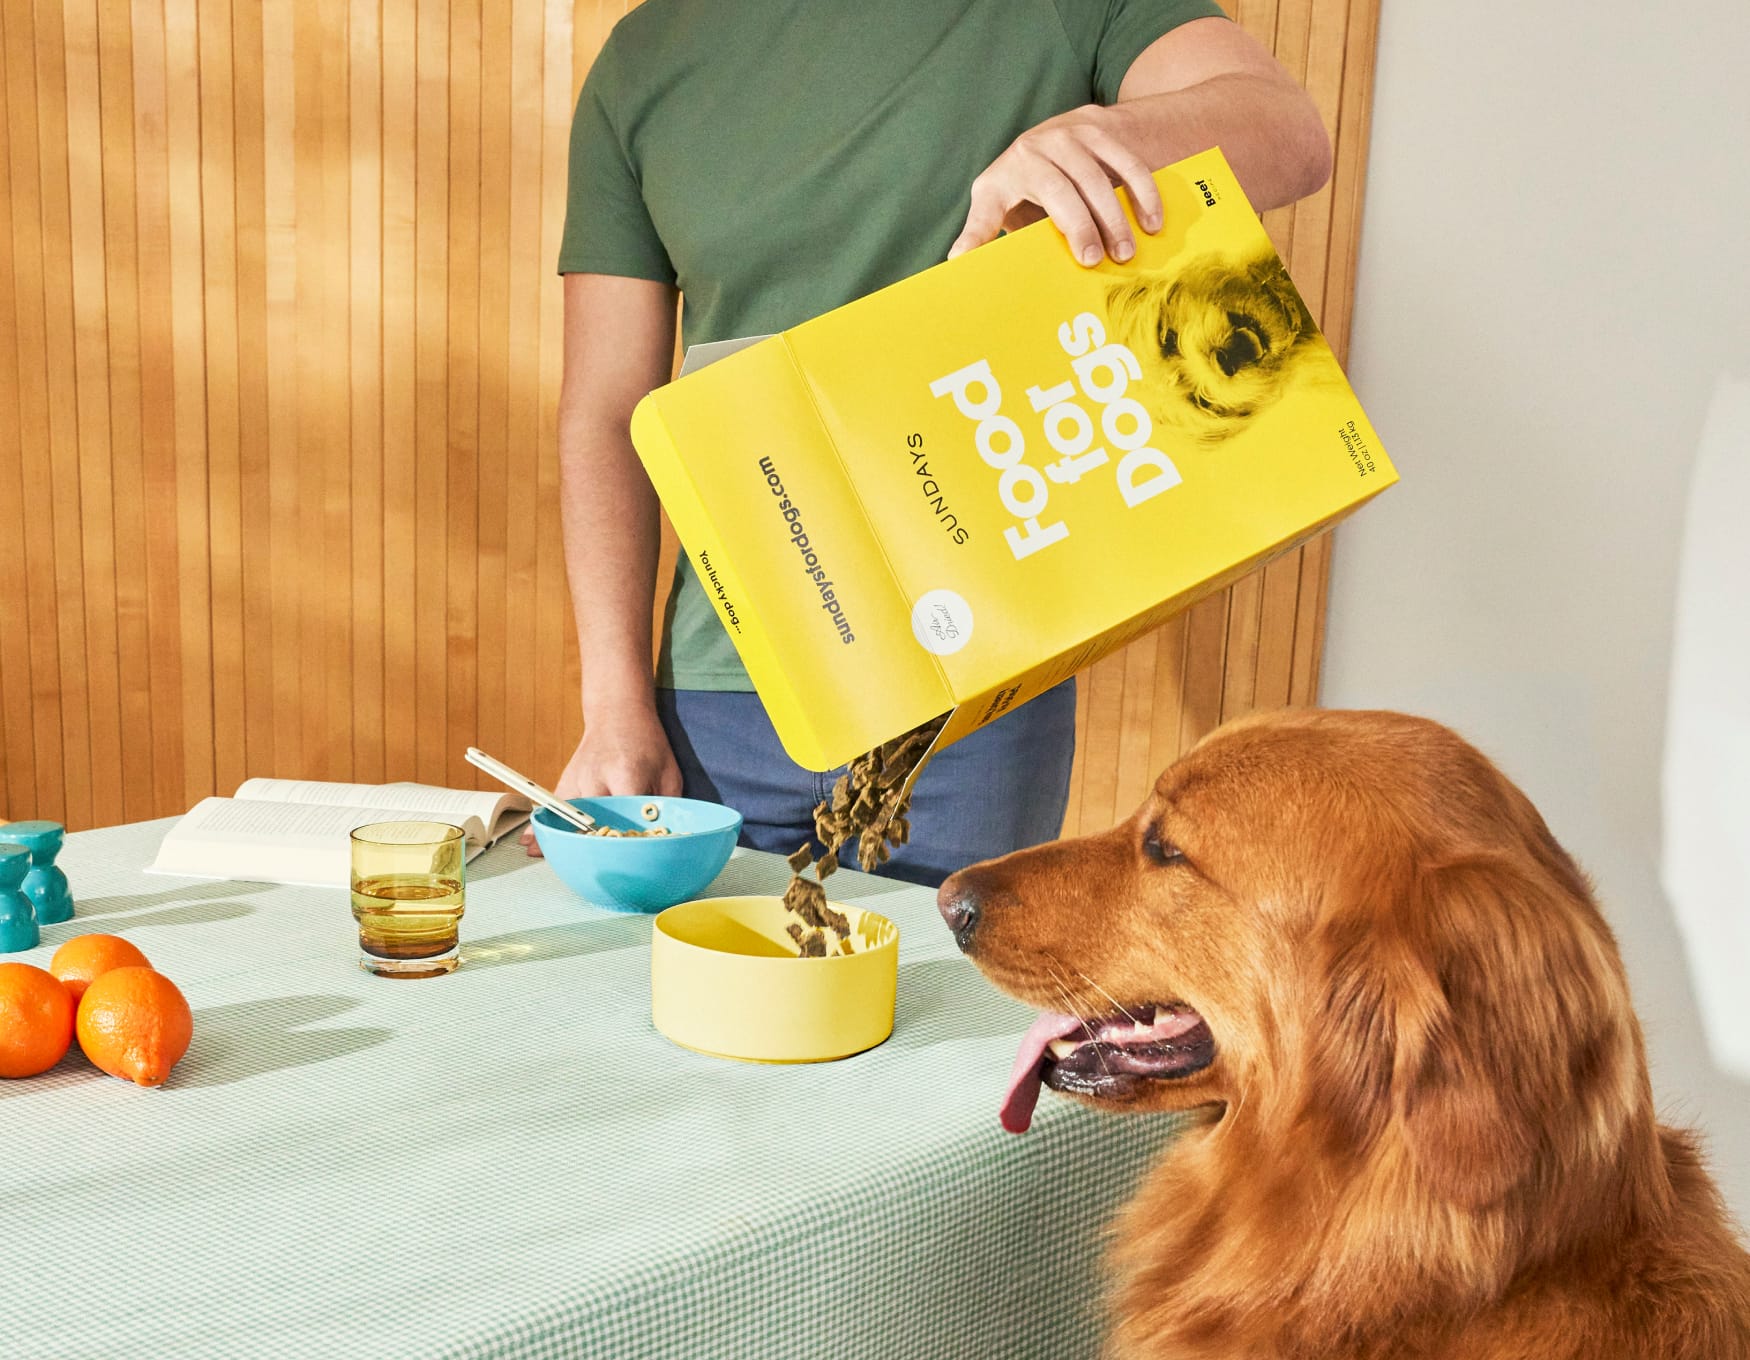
[1,824,1185,1360]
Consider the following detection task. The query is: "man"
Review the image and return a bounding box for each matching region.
[529,1,1331,886]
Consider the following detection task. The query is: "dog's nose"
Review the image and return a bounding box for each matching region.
[936,877,981,950]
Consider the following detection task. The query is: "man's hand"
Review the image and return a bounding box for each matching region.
[521,703,683,857]
[949,18,1332,267]
[948,105,1163,267]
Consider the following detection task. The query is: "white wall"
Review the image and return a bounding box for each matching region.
[1324,0,1750,1226]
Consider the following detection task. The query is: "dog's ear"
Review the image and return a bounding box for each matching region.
[1395,856,1609,1208]
[1315,854,1608,1209]
[1309,915,1407,1155]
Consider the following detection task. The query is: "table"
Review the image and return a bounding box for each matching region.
[1,824,1186,1360]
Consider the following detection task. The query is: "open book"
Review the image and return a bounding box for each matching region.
[146,779,532,888]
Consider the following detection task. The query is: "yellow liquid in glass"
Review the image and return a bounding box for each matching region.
[351,874,464,977]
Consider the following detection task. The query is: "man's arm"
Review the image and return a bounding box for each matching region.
[950,16,1331,263]
[527,273,682,852]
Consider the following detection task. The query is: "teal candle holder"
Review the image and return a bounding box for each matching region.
[0,821,73,926]
[0,844,36,953]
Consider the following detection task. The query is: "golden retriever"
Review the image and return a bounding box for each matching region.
[1105,247,1332,444]
[938,709,1750,1359]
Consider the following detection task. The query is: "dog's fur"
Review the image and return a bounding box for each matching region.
[1106,248,1331,444]
[940,709,1750,1359]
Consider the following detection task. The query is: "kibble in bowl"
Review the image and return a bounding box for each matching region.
[650,896,899,1062]
[532,796,742,913]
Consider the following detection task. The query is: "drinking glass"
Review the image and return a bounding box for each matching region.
[349,821,466,978]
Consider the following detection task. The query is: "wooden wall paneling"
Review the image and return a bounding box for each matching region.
[130,0,186,819]
[317,0,352,785]
[380,0,419,787]
[9,1,70,826]
[1249,0,1316,747]
[164,0,215,814]
[161,0,212,805]
[199,0,246,799]
[1113,630,1161,817]
[66,0,127,830]
[347,0,384,786]
[410,0,447,787]
[0,1,30,817]
[259,0,296,781]
[1290,0,1382,707]
[445,0,482,793]
[94,0,151,823]
[1220,0,1307,728]
[472,0,510,785]
[1216,0,1302,730]
[37,0,99,830]
[1219,568,1264,721]
[1176,592,1233,752]
[1322,0,1381,369]
[291,0,339,782]
[1252,552,1307,711]
[232,0,273,785]
[501,0,544,781]
[1075,648,1127,835]
[1146,611,1192,772]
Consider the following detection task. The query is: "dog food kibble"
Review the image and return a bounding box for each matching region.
[779,715,947,955]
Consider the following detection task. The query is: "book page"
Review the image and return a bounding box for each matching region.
[234,778,387,808]
[232,778,529,842]
[146,797,491,887]
[375,783,529,841]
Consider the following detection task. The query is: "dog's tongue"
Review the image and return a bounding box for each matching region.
[1000,1011,1088,1134]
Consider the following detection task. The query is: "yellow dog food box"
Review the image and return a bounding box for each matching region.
[630,148,1397,772]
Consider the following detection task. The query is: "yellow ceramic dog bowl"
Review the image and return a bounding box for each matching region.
[650,895,899,1063]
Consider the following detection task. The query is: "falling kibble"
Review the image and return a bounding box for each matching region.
[780,714,947,955]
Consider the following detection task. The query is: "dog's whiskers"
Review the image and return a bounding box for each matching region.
[1072,964,1145,1027]
[1042,955,1114,1080]
[1040,952,1083,1013]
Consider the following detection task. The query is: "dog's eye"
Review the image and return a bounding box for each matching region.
[1158,327,1179,358]
[1144,833,1186,866]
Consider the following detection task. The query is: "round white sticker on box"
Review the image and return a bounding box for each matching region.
[912,590,973,656]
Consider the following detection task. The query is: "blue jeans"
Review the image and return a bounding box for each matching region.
[656,681,1078,889]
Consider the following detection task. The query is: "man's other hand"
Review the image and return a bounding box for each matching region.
[522,705,683,857]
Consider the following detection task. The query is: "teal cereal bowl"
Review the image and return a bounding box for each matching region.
[531,796,742,914]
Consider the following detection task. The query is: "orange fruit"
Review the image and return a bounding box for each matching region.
[76,966,193,1088]
[49,933,152,1004]
[0,962,76,1078]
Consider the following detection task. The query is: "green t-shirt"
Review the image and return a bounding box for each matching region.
[559,0,1226,690]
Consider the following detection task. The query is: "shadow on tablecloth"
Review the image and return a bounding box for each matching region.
[459,915,651,970]
[64,878,273,919]
[35,900,259,954]
[176,994,392,1088]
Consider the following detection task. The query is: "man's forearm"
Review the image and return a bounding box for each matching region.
[1108,73,1332,212]
[558,412,664,720]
